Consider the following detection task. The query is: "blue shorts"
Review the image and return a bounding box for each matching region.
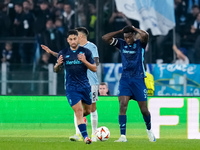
[118,77,147,101]
[66,87,92,107]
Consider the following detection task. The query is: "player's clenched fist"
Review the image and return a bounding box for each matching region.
[57,55,63,65]
[78,53,86,63]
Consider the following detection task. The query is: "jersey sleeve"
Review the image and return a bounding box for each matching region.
[85,49,95,64]
[110,38,124,50]
[91,44,99,58]
[57,51,62,59]
[137,39,147,49]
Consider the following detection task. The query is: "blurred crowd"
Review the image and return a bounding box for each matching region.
[0,0,200,66]
[152,0,200,64]
[0,0,98,66]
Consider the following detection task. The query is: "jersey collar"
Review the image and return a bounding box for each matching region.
[70,45,80,53]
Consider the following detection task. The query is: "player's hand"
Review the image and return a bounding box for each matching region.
[57,55,63,65]
[118,12,126,18]
[41,45,51,53]
[132,26,135,29]
[78,53,86,63]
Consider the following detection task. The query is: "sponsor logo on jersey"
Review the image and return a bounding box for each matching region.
[122,49,136,54]
[65,60,82,65]
[66,55,70,58]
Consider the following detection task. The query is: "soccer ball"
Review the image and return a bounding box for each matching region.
[95,126,110,141]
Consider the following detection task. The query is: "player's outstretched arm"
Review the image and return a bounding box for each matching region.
[78,53,97,72]
[102,30,122,44]
[54,55,63,73]
[132,26,149,44]
[41,45,59,58]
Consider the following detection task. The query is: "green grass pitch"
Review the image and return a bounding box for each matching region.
[0,123,199,150]
[0,96,199,150]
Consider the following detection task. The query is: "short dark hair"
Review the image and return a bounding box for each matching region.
[75,27,89,36]
[192,4,199,9]
[15,3,23,7]
[67,29,78,38]
[122,26,135,34]
[99,82,108,87]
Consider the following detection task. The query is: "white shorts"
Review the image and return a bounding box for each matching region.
[91,85,98,103]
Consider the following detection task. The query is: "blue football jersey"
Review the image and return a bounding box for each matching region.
[112,38,146,78]
[58,46,95,91]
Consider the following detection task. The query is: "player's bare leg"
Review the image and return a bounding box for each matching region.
[114,96,130,142]
[71,101,92,144]
[138,101,156,142]
[69,113,83,142]
[69,103,91,142]
[90,102,98,142]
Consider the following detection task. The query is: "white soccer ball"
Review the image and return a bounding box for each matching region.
[95,126,110,141]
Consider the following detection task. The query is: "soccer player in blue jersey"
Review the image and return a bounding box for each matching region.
[70,27,99,142]
[54,29,97,144]
[102,26,156,142]
[41,27,99,142]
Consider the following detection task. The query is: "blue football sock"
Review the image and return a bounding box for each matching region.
[78,124,88,139]
[119,115,127,135]
[143,114,151,130]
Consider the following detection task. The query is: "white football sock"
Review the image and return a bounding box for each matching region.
[74,113,81,135]
[91,110,98,135]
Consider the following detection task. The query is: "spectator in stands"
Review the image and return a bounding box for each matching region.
[62,3,75,31]
[87,3,97,43]
[55,0,64,12]
[52,0,64,20]
[12,3,23,36]
[172,44,189,64]
[54,8,63,19]
[55,18,65,35]
[1,42,13,64]
[108,9,132,32]
[38,52,50,94]
[192,12,200,63]
[1,41,14,94]
[186,4,200,26]
[0,3,11,37]
[34,0,53,35]
[184,0,200,13]
[154,0,186,63]
[27,0,34,11]
[40,19,65,63]
[22,0,35,36]
[181,5,200,63]
[98,82,110,96]
[38,52,50,71]
[21,0,35,64]
[76,1,87,27]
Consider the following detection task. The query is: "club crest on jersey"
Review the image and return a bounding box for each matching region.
[133,43,136,49]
